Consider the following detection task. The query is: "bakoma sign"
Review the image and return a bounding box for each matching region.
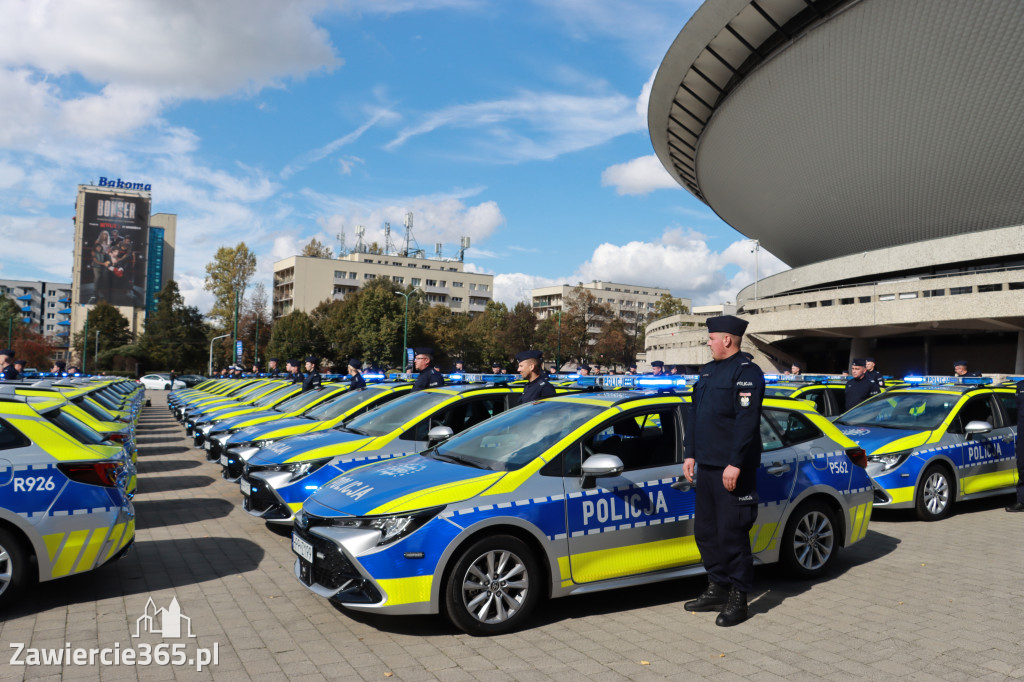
[98,177,152,191]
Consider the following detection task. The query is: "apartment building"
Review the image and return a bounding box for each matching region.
[0,279,73,361]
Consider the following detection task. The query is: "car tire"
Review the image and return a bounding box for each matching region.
[163,383,171,390]
[0,527,33,610]
[915,464,953,521]
[780,499,838,579]
[444,534,541,636]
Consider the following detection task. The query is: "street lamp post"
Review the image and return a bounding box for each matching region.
[209,334,230,376]
[394,288,420,371]
[556,310,561,371]
[749,239,760,301]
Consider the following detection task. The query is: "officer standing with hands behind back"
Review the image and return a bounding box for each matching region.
[412,348,444,391]
[682,315,764,627]
[514,350,556,405]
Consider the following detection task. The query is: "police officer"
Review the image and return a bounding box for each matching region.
[412,348,444,390]
[682,315,764,627]
[789,362,802,377]
[267,358,281,377]
[1008,377,1024,513]
[515,350,556,405]
[347,358,366,390]
[864,357,885,390]
[953,360,980,378]
[650,360,665,376]
[578,364,591,376]
[13,359,26,377]
[287,358,302,384]
[490,360,503,375]
[0,350,17,380]
[452,359,465,374]
[628,364,638,375]
[52,360,66,375]
[844,358,881,410]
[302,356,322,391]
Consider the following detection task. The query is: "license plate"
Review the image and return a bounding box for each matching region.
[219,455,228,466]
[240,478,250,495]
[292,533,314,563]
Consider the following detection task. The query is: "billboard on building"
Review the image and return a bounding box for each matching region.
[77,192,150,307]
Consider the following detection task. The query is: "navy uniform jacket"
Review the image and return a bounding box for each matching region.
[516,376,555,405]
[844,375,880,410]
[1017,380,1024,432]
[302,371,322,392]
[413,368,444,391]
[290,371,303,384]
[267,368,281,378]
[684,352,765,470]
[349,372,366,390]
[1,365,19,381]
[865,370,885,391]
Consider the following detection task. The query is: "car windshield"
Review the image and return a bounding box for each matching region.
[343,391,452,437]
[306,386,390,421]
[274,387,333,412]
[836,392,959,430]
[45,408,107,445]
[765,386,797,397]
[252,385,297,407]
[72,396,114,422]
[430,400,604,472]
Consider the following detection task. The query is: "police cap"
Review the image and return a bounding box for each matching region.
[348,358,362,369]
[629,363,637,369]
[953,360,968,367]
[650,360,664,368]
[13,359,24,365]
[864,357,874,363]
[851,358,867,367]
[413,347,434,357]
[269,357,280,363]
[286,358,299,367]
[515,350,543,362]
[55,361,66,369]
[706,315,748,336]
[304,356,319,364]
[0,349,12,357]
[579,364,591,371]
[490,360,502,368]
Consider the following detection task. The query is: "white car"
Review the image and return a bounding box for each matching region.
[138,374,186,390]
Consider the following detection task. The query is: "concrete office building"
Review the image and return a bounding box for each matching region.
[647,0,1024,375]
[531,281,677,323]
[273,252,495,319]
[0,279,74,362]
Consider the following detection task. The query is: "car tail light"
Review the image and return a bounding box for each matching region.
[105,432,127,443]
[57,461,123,487]
[845,447,868,468]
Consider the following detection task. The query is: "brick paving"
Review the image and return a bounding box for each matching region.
[2,391,1023,680]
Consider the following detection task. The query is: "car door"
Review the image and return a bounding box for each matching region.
[952,393,1016,494]
[753,408,804,552]
[562,405,696,584]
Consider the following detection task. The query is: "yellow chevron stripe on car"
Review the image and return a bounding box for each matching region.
[369,473,505,514]
[962,470,1017,495]
[43,532,64,563]
[52,529,90,577]
[750,523,778,553]
[569,535,701,583]
[887,486,915,505]
[557,556,572,588]
[873,432,930,455]
[74,528,110,573]
[103,522,127,562]
[378,575,433,606]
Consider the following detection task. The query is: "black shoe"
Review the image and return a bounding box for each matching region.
[684,581,729,612]
[1006,502,1024,513]
[715,587,748,627]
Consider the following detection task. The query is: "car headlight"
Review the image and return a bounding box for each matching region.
[867,450,912,472]
[255,439,277,448]
[315,506,445,546]
[260,458,331,482]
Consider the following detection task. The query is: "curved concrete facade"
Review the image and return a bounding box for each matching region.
[649,0,1024,267]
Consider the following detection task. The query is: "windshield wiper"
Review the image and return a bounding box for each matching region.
[431,451,488,469]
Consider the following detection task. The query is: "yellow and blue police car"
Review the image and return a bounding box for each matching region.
[291,385,873,635]
[833,376,1017,520]
[763,375,848,417]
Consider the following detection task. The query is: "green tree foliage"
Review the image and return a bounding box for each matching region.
[203,242,257,328]
[72,302,133,371]
[420,304,471,370]
[466,300,512,369]
[353,279,407,368]
[301,238,333,259]
[310,295,362,367]
[592,316,630,369]
[0,297,24,340]
[266,310,324,365]
[138,280,210,372]
[504,302,538,354]
[561,286,612,365]
[651,293,689,320]
[236,282,272,369]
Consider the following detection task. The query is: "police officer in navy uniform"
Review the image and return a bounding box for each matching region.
[844,358,881,410]
[514,350,556,406]
[52,360,66,376]
[302,356,322,391]
[682,315,764,627]
[267,358,281,377]
[0,350,18,380]
[863,357,885,391]
[347,358,366,390]
[578,364,591,376]
[953,360,980,378]
[412,347,444,390]
[650,360,665,376]
[490,360,503,375]
[287,358,302,384]
[1008,378,1024,512]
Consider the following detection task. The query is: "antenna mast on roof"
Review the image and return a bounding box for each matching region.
[402,212,424,258]
[335,229,346,257]
[384,222,398,256]
[457,236,470,262]
[354,225,366,253]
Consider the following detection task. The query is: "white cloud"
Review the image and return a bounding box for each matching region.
[0,159,24,188]
[175,272,215,314]
[281,110,397,179]
[0,214,76,280]
[601,154,680,196]
[491,272,562,306]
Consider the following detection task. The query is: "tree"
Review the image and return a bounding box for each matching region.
[466,300,512,369]
[71,302,132,371]
[592,316,630,369]
[266,311,324,365]
[561,286,612,365]
[237,282,272,368]
[138,280,211,372]
[503,302,538,355]
[0,298,24,344]
[420,305,471,369]
[652,293,690,321]
[302,238,334,259]
[353,279,406,368]
[203,242,257,328]
[310,295,362,366]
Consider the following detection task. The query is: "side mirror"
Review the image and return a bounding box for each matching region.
[581,453,624,479]
[427,425,454,444]
[964,420,993,437]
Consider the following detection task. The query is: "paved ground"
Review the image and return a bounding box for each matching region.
[2,391,1023,681]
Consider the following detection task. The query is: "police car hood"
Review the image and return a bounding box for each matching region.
[303,454,503,517]
[213,410,280,431]
[247,429,373,465]
[225,418,312,444]
[834,424,932,455]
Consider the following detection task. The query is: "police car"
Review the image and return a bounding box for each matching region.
[0,388,134,609]
[240,382,527,525]
[832,376,1017,520]
[290,385,873,635]
[184,381,298,436]
[173,378,278,423]
[215,380,414,480]
[763,375,848,417]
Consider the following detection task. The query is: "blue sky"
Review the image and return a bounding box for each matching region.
[0,0,786,312]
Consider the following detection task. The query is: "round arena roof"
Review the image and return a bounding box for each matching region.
[649,0,1024,267]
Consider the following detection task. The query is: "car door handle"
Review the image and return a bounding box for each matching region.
[670,479,693,492]
[766,463,791,476]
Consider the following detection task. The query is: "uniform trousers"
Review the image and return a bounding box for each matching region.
[1015,445,1024,504]
[693,464,758,593]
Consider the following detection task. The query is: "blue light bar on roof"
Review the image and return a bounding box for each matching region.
[362,373,386,380]
[900,375,992,385]
[574,376,598,386]
[636,377,686,388]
